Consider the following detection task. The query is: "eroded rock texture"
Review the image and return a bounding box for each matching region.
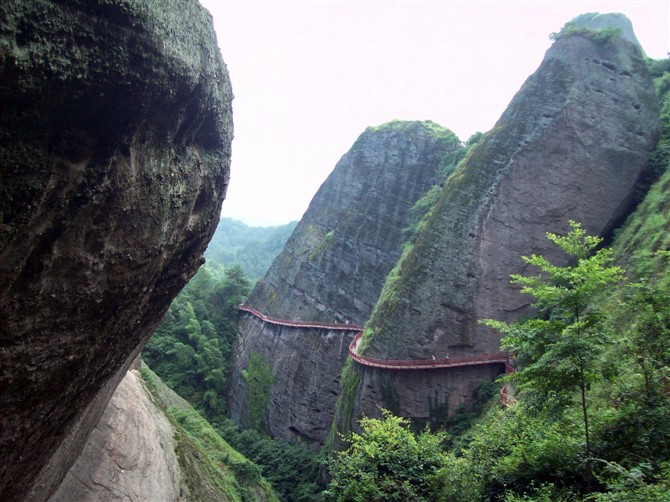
[347,22,659,426]
[0,1,232,500]
[251,121,464,324]
[229,121,464,445]
[49,367,186,502]
[50,364,259,502]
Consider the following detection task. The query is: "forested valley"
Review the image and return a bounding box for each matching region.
[143,221,324,500]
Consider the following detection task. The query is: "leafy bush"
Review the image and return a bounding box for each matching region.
[242,352,275,434]
[326,410,446,502]
[549,24,621,45]
[216,419,324,502]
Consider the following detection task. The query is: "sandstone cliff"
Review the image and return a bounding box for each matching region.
[250,121,464,324]
[228,121,465,445]
[50,366,200,502]
[344,18,659,428]
[0,1,232,500]
[50,363,276,502]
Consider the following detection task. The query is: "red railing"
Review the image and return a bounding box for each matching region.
[238,304,363,331]
[347,331,510,370]
[239,304,517,406]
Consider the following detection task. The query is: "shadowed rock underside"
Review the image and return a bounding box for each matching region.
[0,1,232,499]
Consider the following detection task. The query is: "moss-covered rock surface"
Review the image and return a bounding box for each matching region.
[0,1,232,499]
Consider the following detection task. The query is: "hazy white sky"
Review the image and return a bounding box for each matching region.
[199,0,669,227]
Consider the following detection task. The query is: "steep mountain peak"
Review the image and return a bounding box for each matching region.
[228,119,466,444]
[362,20,659,362]
[330,15,660,433]
[248,119,464,325]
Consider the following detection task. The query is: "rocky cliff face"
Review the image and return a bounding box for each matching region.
[251,121,464,324]
[50,363,275,502]
[228,121,464,445]
[344,20,659,428]
[49,365,192,502]
[364,28,659,360]
[0,1,232,500]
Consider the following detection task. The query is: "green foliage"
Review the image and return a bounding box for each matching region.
[242,352,275,434]
[587,461,670,501]
[504,483,577,502]
[326,410,446,502]
[433,210,670,500]
[443,380,501,447]
[324,360,361,454]
[482,221,623,465]
[402,184,442,241]
[465,131,484,149]
[549,24,621,45]
[593,259,670,468]
[619,58,670,250]
[360,116,670,498]
[647,57,670,79]
[432,402,586,501]
[143,262,251,421]
[216,418,325,502]
[138,365,278,502]
[430,453,485,502]
[639,58,670,185]
[169,406,276,501]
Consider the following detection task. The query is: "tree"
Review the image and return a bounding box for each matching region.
[143,263,252,421]
[242,352,275,434]
[326,410,446,502]
[482,221,623,473]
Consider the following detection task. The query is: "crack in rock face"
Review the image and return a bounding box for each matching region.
[0,1,232,500]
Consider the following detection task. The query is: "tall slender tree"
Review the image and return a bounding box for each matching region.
[482,221,624,473]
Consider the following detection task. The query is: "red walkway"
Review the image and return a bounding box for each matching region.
[348,331,512,371]
[238,304,363,331]
[239,304,516,404]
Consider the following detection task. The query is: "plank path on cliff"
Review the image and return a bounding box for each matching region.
[238,304,516,404]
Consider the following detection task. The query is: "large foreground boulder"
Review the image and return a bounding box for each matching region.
[0,1,232,499]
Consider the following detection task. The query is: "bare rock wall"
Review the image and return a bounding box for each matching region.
[0,1,232,499]
[229,121,464,445]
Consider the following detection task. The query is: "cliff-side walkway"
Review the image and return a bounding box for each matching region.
[238,304,516,404]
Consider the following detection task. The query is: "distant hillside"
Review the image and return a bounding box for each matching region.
[205,218,297,280]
